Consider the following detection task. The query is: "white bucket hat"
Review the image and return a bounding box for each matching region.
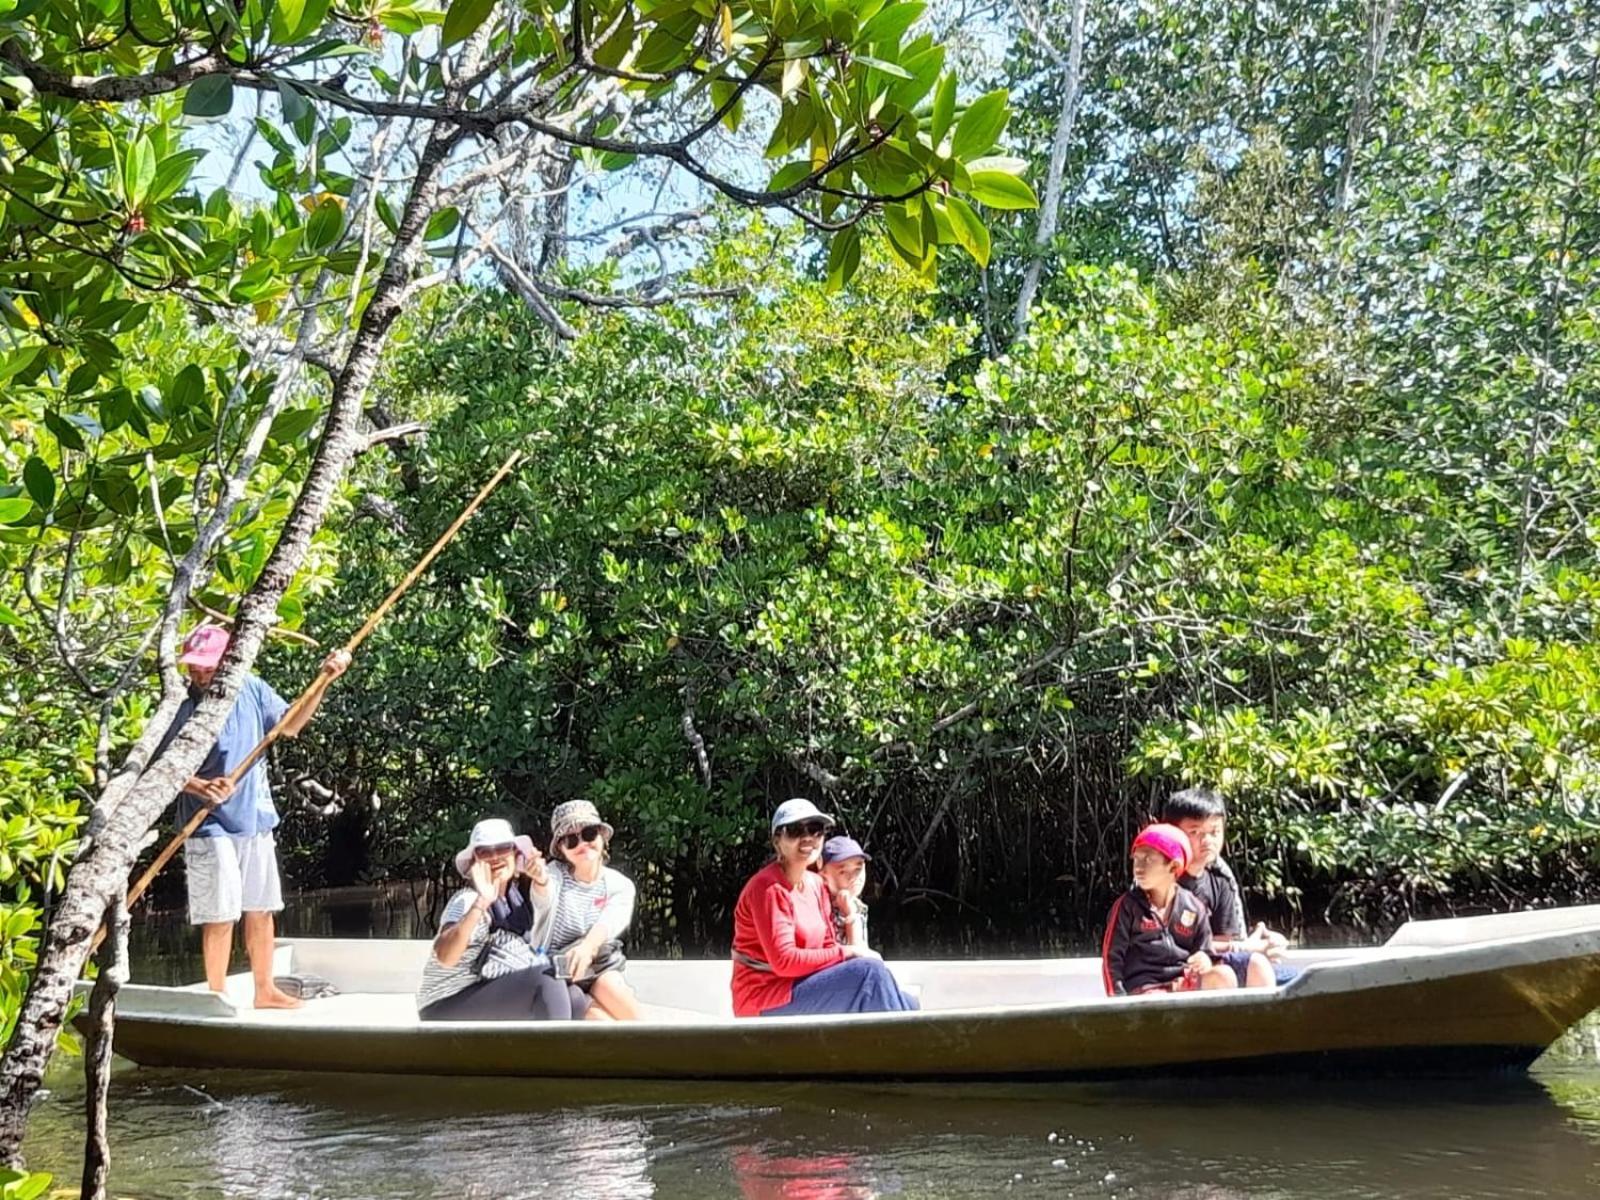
[769,797,836,834]
[454,818,536,877]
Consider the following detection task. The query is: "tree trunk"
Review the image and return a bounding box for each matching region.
[1333,0,1400,214]
[0,119,462,1170]
[1013,0,1087,338]
[80,897,128,1200]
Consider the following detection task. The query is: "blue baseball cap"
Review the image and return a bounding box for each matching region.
[769,797,835,834]
[822,836,871,865]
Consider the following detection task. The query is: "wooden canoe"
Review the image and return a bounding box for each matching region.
[85,904,1600,1080]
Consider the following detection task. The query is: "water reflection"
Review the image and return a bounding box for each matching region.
[21,1064,1600,1199]
[730,1149,878,1200]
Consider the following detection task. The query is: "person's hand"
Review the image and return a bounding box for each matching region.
[184,776,233,807]
[843,944,881,961]
[1251,922,1289,959]
[521,845,549,886]
[836,890,858,920]
[1184,951,1211,983]
[564,936,598,981]
[468,858,498,904]
[321,649,352,679]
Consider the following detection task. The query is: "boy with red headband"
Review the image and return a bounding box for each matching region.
[1101,824,1238,995]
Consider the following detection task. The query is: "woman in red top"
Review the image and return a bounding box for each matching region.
[730,799,919,1018]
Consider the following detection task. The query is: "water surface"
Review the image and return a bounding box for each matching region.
[23,1059,1600,1198]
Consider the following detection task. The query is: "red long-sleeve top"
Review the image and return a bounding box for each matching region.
[731,862,847,1016]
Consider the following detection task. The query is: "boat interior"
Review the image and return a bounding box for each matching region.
[107,904,1600,1028]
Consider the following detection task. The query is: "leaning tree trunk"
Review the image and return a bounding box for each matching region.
[0,120,462,1169]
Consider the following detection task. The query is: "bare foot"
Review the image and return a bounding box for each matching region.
[253,986,303,1009]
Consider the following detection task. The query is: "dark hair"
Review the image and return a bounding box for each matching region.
[1160,786,1227,824]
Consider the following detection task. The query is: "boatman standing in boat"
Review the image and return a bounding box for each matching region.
[156,625,350,1008]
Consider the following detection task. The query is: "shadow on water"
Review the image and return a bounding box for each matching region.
[21,1060,1600,1199]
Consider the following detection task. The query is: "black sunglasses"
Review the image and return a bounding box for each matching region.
[558,824,606,851]
[780,820,829,839]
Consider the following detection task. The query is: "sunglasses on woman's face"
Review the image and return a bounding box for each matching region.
[781,820,828,840]
[558,824,605,851]
[474,843,516,860]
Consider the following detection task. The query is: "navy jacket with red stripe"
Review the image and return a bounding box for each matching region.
[1100,885,1214,995]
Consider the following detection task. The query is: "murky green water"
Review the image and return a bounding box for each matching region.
[20,891,1600,1198]
[22,1061,1600,1198]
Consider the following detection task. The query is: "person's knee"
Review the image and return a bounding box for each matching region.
[1245,953,1275,988]
[1200,965,1238,989]
[591,970,635,1003]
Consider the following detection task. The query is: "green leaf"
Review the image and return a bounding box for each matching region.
[0,1168,52,1200]
[441,0,497,49]
[42,411,86,452]
[952,88,1009,160]
[270,0,329,42]
[269,408,321,444]
[825,225,862,291]
[930,72,956,145]
[852,55,914,81]
[22,457,54,511]
[182,74,235,119]
[304,198,344,251]
[277,79,310,125]
[138,385,166,423]
[149,150,208,204]
[122,137,156,210]
[0,497,32,524]
[967,170,1037,210]
[170,364,206,414]
[0,345,41,385]
[375,193,400,236]
[271,0,307,41]
[768,161,813,193]
[944,194,990,267]
[862,2,925,46]
[884,201,924,258]
[424,206,460,241]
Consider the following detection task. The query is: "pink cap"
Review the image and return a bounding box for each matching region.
[179,625,231,669]
[1131,823,1190,873]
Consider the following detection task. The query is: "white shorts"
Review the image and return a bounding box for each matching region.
[185,832,284,925]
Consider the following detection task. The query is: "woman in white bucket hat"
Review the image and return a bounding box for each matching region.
[416,818,581,1020]
[728,799,918,1018]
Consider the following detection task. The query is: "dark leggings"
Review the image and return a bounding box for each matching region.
[418,968,591,1021]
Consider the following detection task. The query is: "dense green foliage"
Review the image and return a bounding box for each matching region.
[289,212,1598,925]
[1,0,1596,1009]
[0,2,1026,1100]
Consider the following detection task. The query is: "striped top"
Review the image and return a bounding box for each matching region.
[547,863,610,951]
[416,888,483,1011]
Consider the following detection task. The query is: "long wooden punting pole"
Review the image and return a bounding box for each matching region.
[106,450,524,939]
